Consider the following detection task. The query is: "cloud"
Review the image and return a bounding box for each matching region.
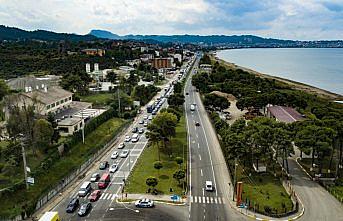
[0,0,342,40]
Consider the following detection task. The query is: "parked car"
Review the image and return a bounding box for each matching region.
[111,151,119,159]
[148,115,153,120]
[90,173,100,182]
[143,115,148,120]
[135,198,154,208]
[99,161,109,170]
[109,163,119,173]
[78,202,92,216]
[195,121,200,126]
[118,142,125,149]
[120,150,129,158]
[124,135,131,142]
[88,190,101,202]
[132,127,138,133]
[143,121,148,127]
[139,120,144,124]
[138,128,144,134]
[66,198,79,213]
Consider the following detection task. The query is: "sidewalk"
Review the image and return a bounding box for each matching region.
[119,193,187,205]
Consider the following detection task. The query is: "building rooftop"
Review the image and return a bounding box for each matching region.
[54,101,92,120]
[22,87,73,105]
[58,116,83,126]
[267,105,304,123]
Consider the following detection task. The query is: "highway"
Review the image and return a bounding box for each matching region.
[50,58,195,221]
[185,55,247,221]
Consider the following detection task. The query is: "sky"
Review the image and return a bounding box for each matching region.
[0,0,342,40]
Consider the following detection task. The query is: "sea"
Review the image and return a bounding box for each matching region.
[217,48,343,96]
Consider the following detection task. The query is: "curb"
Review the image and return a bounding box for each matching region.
[116,198,187,206]
[295,157,313,180]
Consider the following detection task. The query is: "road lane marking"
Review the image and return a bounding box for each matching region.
[214,197,218,204]
[210,197,213,203]
[111,194,117,200]
[194,196,197,203]
[198,196,202,203]
[196,134,198,138]
[206,197,209,203]
[202,188,205,196]
[197,143,200,149]
[199,154,201,161]
[102,193,109,200]
[202,197,206,203]
[190,196,193,203]
[200,169,203,176]
[218,197,222,204]
[107,193,113,200]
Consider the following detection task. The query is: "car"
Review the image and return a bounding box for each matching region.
[109,163,119,173]
[111,151,119,159]
[205,181,214,191]
[132,133,139,142]
[66,198,79,213]
[99,161,109,170]
[138,128,144,134]
[143,115,148,120]
[88,190,101,202]
[90,173,100,182]
[195,122,200,126]
[143,121,148,127]
[186,92,189,95]
[124,135,131,142]
[132,127,138,133]
[152,111,157,115]
[135,198,154,208]
[120,150,129,158]
[78,202,92,216]
[148,115,153,120]
[118,142,125,149]
[139,120,144,124]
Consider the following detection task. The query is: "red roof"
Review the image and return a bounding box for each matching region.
[267,106,304,123]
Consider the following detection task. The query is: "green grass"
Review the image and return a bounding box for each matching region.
[329,185,343,203]
[0,118,127,218]
[126,116,187,196]
[80,92,114,107]
[239,169,293,214]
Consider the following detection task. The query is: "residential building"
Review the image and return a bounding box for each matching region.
[82,48,105,56]
[6,75,62,92]
[57,117,84,136]
[151,58,173,69]
[266,105,305,123]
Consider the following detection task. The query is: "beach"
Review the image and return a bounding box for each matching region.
[213,55,343,101]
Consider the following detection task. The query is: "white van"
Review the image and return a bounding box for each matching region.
[132,133,139,143]
[205,181,214,191]
[78,181,92,197]
[190,104,195,111]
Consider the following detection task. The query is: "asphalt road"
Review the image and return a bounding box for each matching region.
[185,55,247,221]
[288,159,343,221]
[50,58,195,221]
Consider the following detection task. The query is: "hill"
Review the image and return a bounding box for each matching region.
[0,25,97,42]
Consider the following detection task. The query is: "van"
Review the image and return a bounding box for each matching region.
[205,181,214,191]
[132,133,139,143]
[78,181,92,197]
[98,173,110,189]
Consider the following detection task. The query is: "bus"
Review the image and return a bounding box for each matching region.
[38,212,60,221]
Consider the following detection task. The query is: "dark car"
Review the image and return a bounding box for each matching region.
[99,161,109,170]
[78,202,92,216]
[195,122,200,126]
[186,92,189,95]
[132,127,138,133]
[66,198,79,213]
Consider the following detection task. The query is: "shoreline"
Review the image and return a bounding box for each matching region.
[213,55,343,101]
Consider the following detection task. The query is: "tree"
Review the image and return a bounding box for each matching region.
[203,93,230,110]
[0,79,10,101]
[33,119,54,153]
[146,130,162,160]
[173,170,185,184]
[160,107,181,122]
[153,161,163,176]
[173,82,183,94]
[168,93,185,107]
[47,112,60,143]
[175,157,183,169]
[106,71,117,83]
[147,112,178,155]
[60,68,91,95]
[146,176,158,191]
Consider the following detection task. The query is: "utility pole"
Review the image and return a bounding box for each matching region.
[20,136,29,189]
[233,158,237,201]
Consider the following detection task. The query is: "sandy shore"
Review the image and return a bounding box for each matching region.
[213,56,343,101]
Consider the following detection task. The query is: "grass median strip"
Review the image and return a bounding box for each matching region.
[126,115,187,196]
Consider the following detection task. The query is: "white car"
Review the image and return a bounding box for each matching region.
[124,135,131,142]
[148,115,153,120]
[138,128,144,134]
[118,142,125,149]
[90,173,100,182]
[143,121,148,127]
[120,150,129,158]
[135,198,154,208]
[109,163,119,173]
[143,115,148,120]
[111,151,119,159]
[139,120,144,124]
[132,134,139,143]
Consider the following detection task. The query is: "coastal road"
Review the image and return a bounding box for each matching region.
[287,158,343,221]
[185,55,247,221]
[48,58,196,221]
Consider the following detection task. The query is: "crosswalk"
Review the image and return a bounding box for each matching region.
[190,196,225,204]
[69,192,117,201]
